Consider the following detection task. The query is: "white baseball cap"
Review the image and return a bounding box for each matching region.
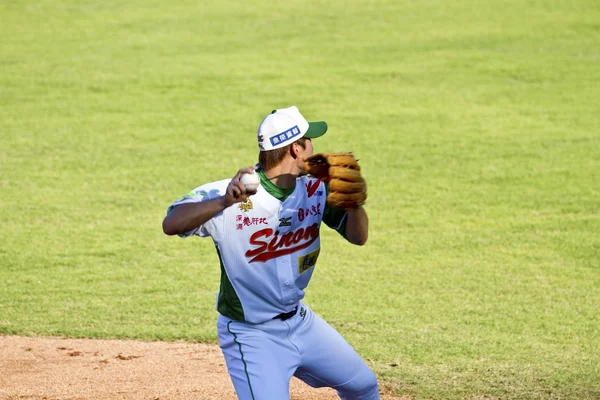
[257,106,328,151]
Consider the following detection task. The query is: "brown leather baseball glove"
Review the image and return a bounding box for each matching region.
[304,152,367,209]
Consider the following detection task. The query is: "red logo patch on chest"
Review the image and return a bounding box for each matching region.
[245,223,320,263]
[306,180,320,198]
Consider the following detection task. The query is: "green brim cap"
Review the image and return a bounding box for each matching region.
[305,121,328,139]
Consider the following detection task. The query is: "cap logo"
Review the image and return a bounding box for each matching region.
[270,125,301,147]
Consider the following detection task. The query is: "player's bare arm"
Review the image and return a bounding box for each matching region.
[344,206,368,246]
[162,167,257,236]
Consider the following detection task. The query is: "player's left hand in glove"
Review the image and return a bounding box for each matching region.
[304,152,367,209]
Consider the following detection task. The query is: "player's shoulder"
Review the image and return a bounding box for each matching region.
[297,174,326,197]
[298,174,325,185]
[298,174,321,184]
[189,178,231,199]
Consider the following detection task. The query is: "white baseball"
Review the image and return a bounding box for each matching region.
[240,171,260,191]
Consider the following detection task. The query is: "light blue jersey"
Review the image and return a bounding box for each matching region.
[167,170,379,400]
[168,172,345,323]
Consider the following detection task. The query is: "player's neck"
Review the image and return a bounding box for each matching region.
[263,162,300,189]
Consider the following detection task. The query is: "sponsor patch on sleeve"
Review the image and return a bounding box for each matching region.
[176,190,208,202]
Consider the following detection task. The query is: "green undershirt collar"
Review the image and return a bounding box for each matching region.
[257,168,295,202]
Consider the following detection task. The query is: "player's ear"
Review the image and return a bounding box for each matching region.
[290,142,300,159]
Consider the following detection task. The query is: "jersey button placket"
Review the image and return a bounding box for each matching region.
[280,256,296,305]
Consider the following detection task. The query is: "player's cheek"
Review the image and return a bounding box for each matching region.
[306,139,314,155]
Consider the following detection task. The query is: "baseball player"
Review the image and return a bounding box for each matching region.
[162,106,379,399]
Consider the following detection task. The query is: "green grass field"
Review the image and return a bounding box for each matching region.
[1,0,599,398]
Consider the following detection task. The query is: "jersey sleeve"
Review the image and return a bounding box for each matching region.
[166,183,224,238]
[321,182,349,239]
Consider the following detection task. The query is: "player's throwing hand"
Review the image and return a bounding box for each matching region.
[224,167,258,207]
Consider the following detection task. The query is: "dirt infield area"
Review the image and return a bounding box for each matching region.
[0,335,400,400]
